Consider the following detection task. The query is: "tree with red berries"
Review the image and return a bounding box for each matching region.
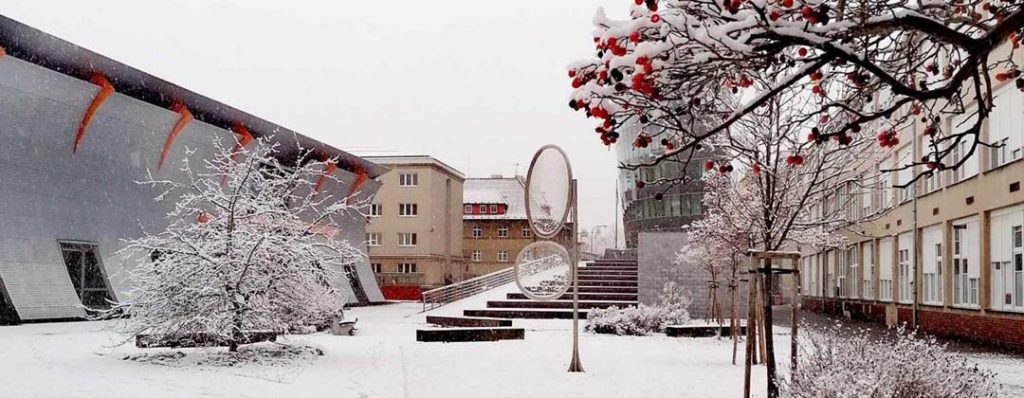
[569,0,1024,188]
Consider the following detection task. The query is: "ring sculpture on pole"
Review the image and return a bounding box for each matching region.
[518,144,583,372]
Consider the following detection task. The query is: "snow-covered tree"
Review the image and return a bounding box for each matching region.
[113,137,365,352]
[570,0,1024,185]
[780,324,1000,397]
[677,89,883,393]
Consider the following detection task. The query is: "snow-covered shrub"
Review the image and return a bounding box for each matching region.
[110,137,366,352]
[780,324,999,398]
[586,282,691,336]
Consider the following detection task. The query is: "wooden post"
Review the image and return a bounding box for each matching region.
[756,274,768,364]
[791,258,801,377]
[743,262,756,398]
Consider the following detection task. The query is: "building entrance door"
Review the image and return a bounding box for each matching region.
[59,242,114,309]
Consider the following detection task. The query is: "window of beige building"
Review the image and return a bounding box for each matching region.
[862,242,874,300]
[472,250,482,262]
[399,173,418,186]
[989,84,1024,169]
[497,225,509,238]
[367,232,382,247]
[398,233,417,247]
[990,205,1024,312]
[398,263,417,273]
[953,217,980,307]
[472,225,482,239]
[369,204,382,217]
[399,203,418,216]
[371,263,381,273]
[497,251,509,262]
[922,225,943,305]
[879,237,894,302]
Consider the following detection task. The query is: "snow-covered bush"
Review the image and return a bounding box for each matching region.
[586,281,691,336]
[780,324,999,398]
[111,137,366,352]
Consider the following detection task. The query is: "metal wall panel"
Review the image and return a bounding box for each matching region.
[0,55,382,321]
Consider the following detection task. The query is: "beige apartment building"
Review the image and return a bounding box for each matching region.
[363,156,465,300]
[798,42,1024,350]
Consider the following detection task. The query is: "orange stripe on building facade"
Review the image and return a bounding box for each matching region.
[157,102,193,170]
[73,74,115,154]
[346,163,368,204]
[313,160,337,198]
[0,46,6,59]
[229,122,253,161]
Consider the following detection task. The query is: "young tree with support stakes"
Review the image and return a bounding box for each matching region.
[110,137,366,352]
[569,0,1024,187]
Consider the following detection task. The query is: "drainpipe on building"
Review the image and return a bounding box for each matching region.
[912,122,921,329]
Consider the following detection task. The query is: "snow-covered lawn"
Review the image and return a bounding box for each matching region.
[0,279,772,398]
[1,280,1019,398]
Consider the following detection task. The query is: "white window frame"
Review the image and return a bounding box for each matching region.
[922,225,944,305]
[472,225,482,239]
[988,83,1024,170]
[489,204,498,213]
[399,173,419,187]
[862,242,874,300]
[497,225,509,238]
[521,226,532,238]
[497,250,509,262]
[399,203,418,217]
[949,106,980,184]
[897,232,915,304]
[480,205,489,214]
[398,263,417,273]
[952,217,980,308]
[472,250,482,262]
[464,204,472,214]
[848,247,858,300]
[398,233,418,247]
[369,204,382,217]
[990,205,1024,312]
[879,238,894,302]
[366,232,382,247]
[371,263,381,273]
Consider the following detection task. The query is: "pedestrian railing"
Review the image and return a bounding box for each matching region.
[420,254,564,312]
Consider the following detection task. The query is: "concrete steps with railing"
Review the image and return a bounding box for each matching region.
[459,259,639,320]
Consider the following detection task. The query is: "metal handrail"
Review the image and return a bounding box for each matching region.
[420,254,566,312]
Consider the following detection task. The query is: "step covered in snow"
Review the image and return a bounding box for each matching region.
[416,327,524,343]
[425,316,513,328]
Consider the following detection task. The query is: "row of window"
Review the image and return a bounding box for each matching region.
[366,232,418,247]
[470,225,531,239]
[368,203,418,217]
[812,84,1024,221]
[625,193,703,222]
[371,262,417,273]
[801,205,1024,312]
[468,250,510,263]
[398,173,419,186]
[464,203,505,215]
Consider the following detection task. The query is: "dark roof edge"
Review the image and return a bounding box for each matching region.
[0,14,385,178]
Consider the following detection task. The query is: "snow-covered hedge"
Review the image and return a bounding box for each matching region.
[586,282,690,336]
[780,324,999,398]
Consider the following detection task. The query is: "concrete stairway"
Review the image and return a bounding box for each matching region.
[462,258,639,320]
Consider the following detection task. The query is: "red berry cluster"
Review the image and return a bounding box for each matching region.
[634,133,653,148]
[877,129,899,148]
[785,155,804,166]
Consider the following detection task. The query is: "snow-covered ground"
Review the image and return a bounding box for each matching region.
[0,279,1019,397]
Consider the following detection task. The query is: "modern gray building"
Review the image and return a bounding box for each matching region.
[615,123,715,248]
[0,15,386,324]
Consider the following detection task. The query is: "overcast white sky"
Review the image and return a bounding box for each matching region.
[2,0,628,241]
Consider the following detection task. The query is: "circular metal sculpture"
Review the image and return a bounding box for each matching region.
[518,144,583,372]
[525,145,573,240]
[513,241,573,301]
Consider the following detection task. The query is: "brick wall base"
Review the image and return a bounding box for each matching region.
[802,297,1024,353]
[381,285,422,301]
